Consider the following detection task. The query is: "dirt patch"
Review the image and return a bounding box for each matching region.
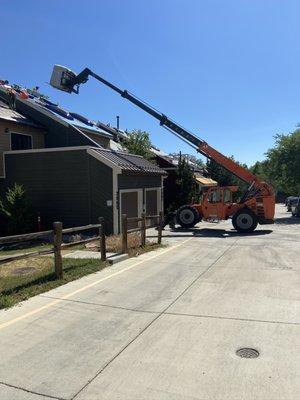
[0,257,53,278]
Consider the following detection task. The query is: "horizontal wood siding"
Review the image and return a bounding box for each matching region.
[2,150,90,229]
[83,131,110,148]
[89,157,114,234]
[0,120,45,177]
[118,174,162,190]
[14,100,97,148]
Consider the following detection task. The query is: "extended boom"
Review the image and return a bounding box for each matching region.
[50,65,275,232]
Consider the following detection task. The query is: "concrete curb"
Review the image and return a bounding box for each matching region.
[107,253,129,265]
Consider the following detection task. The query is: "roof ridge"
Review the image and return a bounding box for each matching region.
[96,148,146,159]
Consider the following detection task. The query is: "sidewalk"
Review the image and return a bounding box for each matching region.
[0,205,299,400]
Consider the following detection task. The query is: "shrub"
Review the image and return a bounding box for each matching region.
[0,184,35,235]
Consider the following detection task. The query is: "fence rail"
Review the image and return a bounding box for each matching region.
[61,224,101,234]
[0,213,163,278]
[0,218,107,277]
[0,230,53,245]
[121,212,163,254]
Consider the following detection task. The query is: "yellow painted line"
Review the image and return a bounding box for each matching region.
[0,238,192,331]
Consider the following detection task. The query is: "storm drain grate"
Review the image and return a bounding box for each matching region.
[236,348,259,358]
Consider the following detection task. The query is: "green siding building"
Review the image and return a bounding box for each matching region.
[0,82,166,235]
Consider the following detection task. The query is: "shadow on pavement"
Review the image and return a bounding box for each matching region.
[192,228,273,238]
[148,228,273,238]
[275,216,300,225]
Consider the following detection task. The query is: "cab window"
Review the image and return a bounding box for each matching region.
[208,189,221,203]
[223,189,232,203]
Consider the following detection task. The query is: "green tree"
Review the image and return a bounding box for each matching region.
[169,154,198,211]
[206,159,234,186]
[265,130,300,195]
[0,184,35,235]
[206,156,249,198]
[249,130,300,196]
[124,129,153,160]
[249,160,270,182]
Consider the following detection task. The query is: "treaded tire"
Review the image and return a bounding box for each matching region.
[176,205,199,228]
[232,209,258,233]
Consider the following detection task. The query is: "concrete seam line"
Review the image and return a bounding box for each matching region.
[40,295,160,315]
[71,239,237,399]
[156,239,239,314]
[0,381,65,400]
[42,296,300,327]
[71,311,165,399]
[165,312,300,326]
[0,238,192,331]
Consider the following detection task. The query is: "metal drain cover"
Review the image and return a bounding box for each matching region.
[236,348,259,358]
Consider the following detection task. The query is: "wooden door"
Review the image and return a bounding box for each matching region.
[120,190,140,229]
[145,188,159,227]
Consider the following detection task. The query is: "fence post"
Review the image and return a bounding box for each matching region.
[141,212,146,246]
[157,211,163,245]
[98,217,106,262]
[122,214,128,254]
[53,221,63,279]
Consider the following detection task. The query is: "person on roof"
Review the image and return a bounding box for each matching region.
[6,87,17,109]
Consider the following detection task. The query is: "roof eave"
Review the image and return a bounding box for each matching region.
[0,115,44,129]
[120,169,167,175]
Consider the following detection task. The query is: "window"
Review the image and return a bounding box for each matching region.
[11,133,32,151]
[223,189,232,203]
[208,189,221,203]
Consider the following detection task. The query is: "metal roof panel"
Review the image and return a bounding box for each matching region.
[93,148,166,174]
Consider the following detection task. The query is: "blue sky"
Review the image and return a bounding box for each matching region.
[2,0,299,165]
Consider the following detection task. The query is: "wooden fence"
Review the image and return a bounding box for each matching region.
[0,213,164,279]
[121,212,163,254]
[0,217,106,279]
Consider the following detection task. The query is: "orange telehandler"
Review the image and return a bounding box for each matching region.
[50,65,275,233]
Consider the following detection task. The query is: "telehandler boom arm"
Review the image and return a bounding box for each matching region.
[50,66,273,198]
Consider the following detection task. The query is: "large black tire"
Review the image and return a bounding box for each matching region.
[232,209,258,233]
[176,205,199,228]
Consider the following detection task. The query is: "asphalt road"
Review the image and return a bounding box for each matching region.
[0,204,299,400]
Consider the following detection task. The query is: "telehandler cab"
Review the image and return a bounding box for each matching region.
[177,185,261,232]
[50,65,275,233]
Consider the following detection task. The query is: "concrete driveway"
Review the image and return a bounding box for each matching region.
[0,204,299,400]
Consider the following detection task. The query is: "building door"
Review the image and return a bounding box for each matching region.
[120,189,142,229]
[145,188,161,227]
